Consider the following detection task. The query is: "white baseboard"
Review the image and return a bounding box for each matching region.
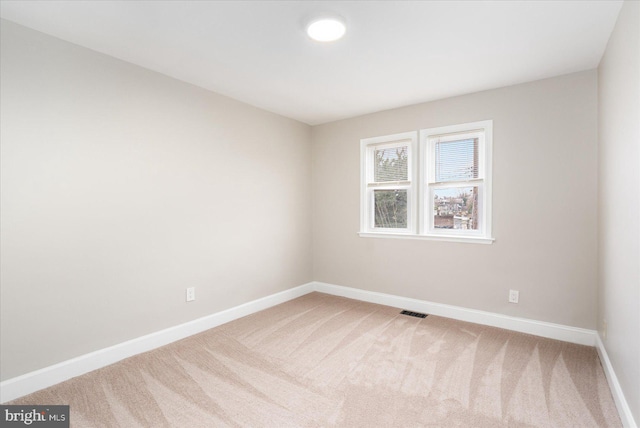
[595,334,638,428]
[0,282,315,403]
[4,279,630,428]
[311,282,597,346]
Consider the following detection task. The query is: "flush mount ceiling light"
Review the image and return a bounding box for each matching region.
[306,17,346,42]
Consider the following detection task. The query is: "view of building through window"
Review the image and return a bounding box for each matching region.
[371,139,479,230]
[362,121,490,239]
[433,186,478,230]
[433,137,479,230]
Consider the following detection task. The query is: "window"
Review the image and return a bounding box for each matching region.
[360,132,417,233]
[360,121,493,244]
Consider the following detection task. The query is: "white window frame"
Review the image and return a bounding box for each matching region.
[360,132,418,234]
[420,120,493,241]
[359,121,493,244]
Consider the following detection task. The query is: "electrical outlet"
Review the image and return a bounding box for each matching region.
[186,287,195,302]
[508,289,519,303]
[602,319,607,339]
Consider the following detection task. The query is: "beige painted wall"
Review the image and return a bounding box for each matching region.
[312,70,598,329]
[0,20,312,381]
[598,1,640,423]
[1,11,627,410]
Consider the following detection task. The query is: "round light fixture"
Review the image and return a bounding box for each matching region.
[306,17,346,42]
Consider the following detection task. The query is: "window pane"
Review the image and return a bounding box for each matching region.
[433,187,478,230]
[435,138,478,182]
[374,189,407,228]
[374,146,408,182]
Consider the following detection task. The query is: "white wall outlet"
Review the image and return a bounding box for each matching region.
[186,287,195,302]
[508,289,519,303]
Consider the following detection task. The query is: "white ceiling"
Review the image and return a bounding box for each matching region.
[0,1,623,125]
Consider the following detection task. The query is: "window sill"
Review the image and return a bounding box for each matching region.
[358,232,495,244]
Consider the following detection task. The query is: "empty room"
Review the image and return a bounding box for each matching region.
[0,1,638,427]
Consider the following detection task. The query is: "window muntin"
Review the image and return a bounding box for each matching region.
[360,121,492,243]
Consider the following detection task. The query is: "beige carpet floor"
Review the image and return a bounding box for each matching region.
[9,292,621,427]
